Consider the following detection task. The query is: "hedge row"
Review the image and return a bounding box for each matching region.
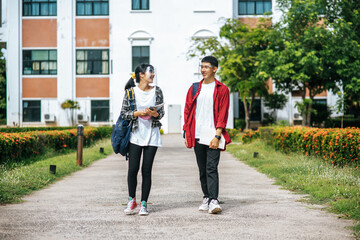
[0,126,112,164]
[240,126,360,167]
[0,126,76,133]
[270,127,360,167]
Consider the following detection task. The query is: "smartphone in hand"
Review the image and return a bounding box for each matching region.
[149,103,165,111]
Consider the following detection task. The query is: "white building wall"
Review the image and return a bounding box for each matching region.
[57,0,76,126]
[6,0,21,126]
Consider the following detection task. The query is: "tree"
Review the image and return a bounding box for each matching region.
[61,99,80,126]
[0,47,6,125]
[188,18,272,129]
[258,0,338,126]
[319,0,360,111]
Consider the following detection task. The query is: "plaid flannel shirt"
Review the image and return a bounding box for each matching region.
[121,86,165,131]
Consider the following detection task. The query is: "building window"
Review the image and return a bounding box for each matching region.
[23,0,57,16]
[23,100,41,122]
[76,50,109,75]
[132,46,149,71]
[23,50,57,75]
[132,0,149,10]
[91,100,109,122]
[76,0,109,16]
[238,0,272,15]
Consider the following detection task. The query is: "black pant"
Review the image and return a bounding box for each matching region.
[194,140,221,201]
[127,143,158,202]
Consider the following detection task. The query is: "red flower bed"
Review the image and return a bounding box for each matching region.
[272,127,360,167]
[241,130,260,143]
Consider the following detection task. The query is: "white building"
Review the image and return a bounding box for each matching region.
[1,0,337,130]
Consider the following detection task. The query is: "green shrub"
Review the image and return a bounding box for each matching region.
[259,127,274,145]
[234,119,246,130]
[325,117,360,128]
[276,120,290,127]
[311,103,332,127]
[227,128,242,141]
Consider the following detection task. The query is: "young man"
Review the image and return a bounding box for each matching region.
[183,56,231,214]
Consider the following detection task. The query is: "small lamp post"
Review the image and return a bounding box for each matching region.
[77,125,84,166]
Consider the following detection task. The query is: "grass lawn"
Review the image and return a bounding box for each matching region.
[0,138,113,204]
[227,140,360,238]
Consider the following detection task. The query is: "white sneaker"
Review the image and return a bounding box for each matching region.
[208,199,222,214]
[199,197,209,211]
[139,201,149,216]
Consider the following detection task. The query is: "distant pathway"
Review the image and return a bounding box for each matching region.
[0,134,354,239]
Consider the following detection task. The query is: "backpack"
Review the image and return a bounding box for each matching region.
[192,82,199,98]
[111,88,135,158]
[183,82,199,139]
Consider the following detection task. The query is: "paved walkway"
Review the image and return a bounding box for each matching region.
[0,134,354,239]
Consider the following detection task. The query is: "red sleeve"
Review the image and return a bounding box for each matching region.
[215,86,230,129]
[183,85,193,131]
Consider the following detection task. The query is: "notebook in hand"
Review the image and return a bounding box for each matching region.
[198,126,225,150]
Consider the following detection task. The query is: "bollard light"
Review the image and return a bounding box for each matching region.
[253,152,259,158]
[49,165,56,174]
[76,124,84,166]
[100,147,104,153]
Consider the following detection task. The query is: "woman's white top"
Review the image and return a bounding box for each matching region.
[130,86,162,147]
[195,81,215,139]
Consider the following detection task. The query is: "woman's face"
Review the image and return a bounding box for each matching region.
[140,66,155,85]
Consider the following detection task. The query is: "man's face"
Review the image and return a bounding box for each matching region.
[200,62,217,79]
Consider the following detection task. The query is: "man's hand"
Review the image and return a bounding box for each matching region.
[209,137,219,149]
[184,133,189,147]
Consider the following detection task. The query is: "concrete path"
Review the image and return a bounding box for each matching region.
[0,134,354,239]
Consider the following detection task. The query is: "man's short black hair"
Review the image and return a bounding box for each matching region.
[201,56,218,68]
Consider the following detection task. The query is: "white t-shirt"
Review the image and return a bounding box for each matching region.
[195,81,215,139]
[130,86,162,147]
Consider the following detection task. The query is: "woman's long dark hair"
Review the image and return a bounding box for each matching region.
[124,63,153,90]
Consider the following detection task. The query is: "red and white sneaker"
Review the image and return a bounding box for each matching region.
[124,197,137,215]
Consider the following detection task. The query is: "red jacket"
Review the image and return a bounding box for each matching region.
[183,79,231,149]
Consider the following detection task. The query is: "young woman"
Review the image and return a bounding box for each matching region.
[121,63,164,216]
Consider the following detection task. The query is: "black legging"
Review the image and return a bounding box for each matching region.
[127,142,158,202]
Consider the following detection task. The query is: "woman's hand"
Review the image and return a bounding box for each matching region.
[145,108,159,118]
[133,108,159,118]
[133,110,149,118]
